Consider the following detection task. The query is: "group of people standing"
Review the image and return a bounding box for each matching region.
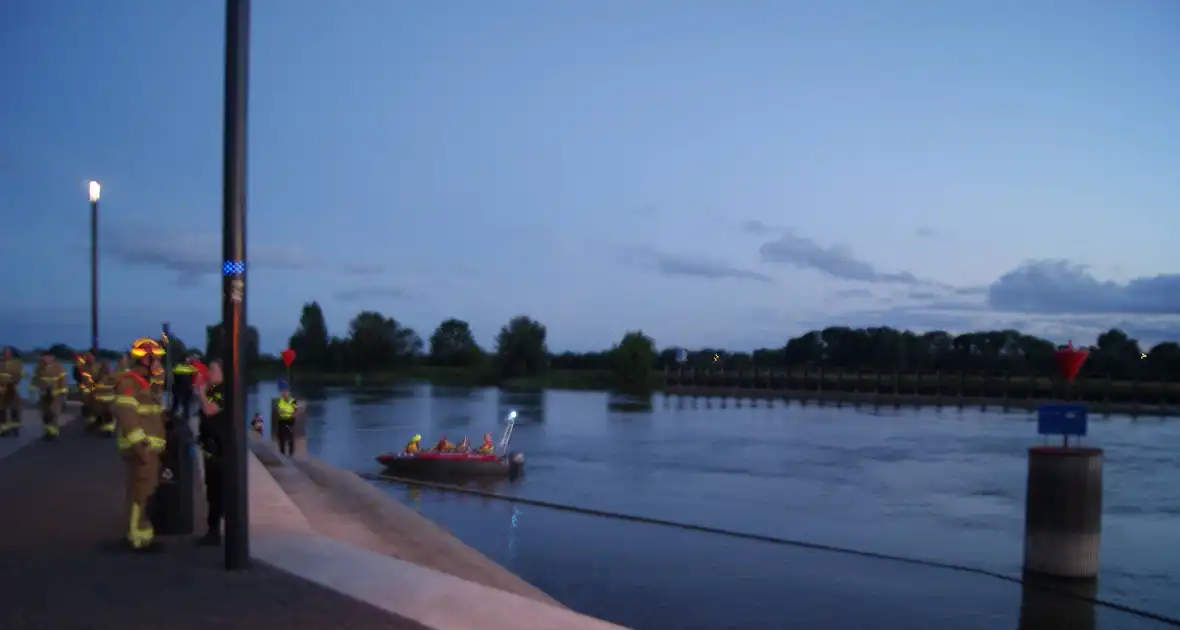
[0,339,240,552]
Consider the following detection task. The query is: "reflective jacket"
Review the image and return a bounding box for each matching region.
[0,358,24,393]
[93,365,116,405]
[276,397,297,421]
[31,362,68,399]
[112,367,166,453]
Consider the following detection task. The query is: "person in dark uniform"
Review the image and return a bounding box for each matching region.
[170,353,199,421]
[196,359,226,546]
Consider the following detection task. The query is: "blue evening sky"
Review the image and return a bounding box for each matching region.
[2,0,1178,353]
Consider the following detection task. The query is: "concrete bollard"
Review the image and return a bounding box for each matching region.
[1022,446,1103,579]
[269,397,307,458]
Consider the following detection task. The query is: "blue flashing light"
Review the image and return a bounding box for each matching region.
[223,260,245,276]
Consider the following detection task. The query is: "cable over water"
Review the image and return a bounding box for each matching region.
[360,471,1180,627]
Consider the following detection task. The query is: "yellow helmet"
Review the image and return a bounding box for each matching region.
[411,434,421,442]
[130,337,166,358]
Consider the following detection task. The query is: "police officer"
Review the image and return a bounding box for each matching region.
[196,360,226,546]
[275,380,298,456]
[113,338,168,551]
[170,354,199,420]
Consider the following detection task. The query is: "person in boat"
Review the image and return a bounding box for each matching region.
[477,433,495,455]
[455,436,470,452]
[405,434,422,453]
[433,434,454,452]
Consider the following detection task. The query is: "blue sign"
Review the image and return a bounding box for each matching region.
[1037,403,1088,437]
[675,348,688,364]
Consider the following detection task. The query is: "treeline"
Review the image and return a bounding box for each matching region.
[275,304,1180,383]
[15,304,1180,388]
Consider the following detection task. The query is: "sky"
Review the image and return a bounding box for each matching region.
[2,0,1178,354]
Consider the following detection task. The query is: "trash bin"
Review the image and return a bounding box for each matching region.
[150,419,196,535]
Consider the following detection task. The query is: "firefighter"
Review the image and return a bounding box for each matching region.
[477,433,495,455]
[93,359,118,436]
[30,352,68,441]
[113,338,168,551]
[76,353,100,431]
[0,347,24,437]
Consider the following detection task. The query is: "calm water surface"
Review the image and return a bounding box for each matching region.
[248,383,1179,630]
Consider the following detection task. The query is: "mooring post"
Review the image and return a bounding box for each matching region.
[1023,343,1100,581]
[1018,572,1096,630]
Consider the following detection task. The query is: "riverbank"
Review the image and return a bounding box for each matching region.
[246,437,628,629]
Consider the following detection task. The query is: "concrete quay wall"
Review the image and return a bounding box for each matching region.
[246,439,628,630]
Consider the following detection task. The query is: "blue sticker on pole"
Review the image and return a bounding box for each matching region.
[1037,403,1088,437]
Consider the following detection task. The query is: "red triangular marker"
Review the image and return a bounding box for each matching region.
[1053,341,1088,383]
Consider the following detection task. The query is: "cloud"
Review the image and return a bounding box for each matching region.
[102,225,386,283]
[740,219,785,236]
[830,288,875,299]
[759,231,923,285]
[616,245,774,284]
[334,287,408,302]
[914,226,937,239]
[986,260,1180,315]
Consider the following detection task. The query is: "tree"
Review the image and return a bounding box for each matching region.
[611,330,656,394]
[205,322,260,367]
[288,301,330,370]
[428,319,484,367]
[495,315,548,379]
[346,311,422,371]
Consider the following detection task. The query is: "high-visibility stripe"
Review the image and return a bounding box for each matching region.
[95,394,115,402]
[118,428,148,450]
[114,395,138,407]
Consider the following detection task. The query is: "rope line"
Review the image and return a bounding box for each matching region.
[361,472,1180,627]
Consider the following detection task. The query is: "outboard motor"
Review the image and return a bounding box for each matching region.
[507,452,526,478]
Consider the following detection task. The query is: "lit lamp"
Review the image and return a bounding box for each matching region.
[88,180,101,353]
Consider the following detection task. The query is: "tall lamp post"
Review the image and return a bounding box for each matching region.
[221,0,251,571]
[88,180,101,353]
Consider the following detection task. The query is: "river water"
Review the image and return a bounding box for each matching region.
[247,382,1179,630]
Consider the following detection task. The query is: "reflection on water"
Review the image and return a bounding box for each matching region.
[498,389,545,423]
[1020,576,1096,630]
[247,382,1180,630]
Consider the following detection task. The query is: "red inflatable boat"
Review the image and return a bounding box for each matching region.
[375,411,524,479]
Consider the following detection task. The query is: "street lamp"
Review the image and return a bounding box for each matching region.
[87,180,101,353]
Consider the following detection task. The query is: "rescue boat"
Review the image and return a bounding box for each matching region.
[375,411,525,479]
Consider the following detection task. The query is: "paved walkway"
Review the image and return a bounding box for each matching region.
[0,415,430,630]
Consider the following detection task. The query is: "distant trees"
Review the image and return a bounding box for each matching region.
[659,326,1180,381]
[16,306,1180,384]
[611,331,656,395]
[494,316,549,379]
[429,319,484,368]
[288,302,330,369]
[205,322,261,366]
